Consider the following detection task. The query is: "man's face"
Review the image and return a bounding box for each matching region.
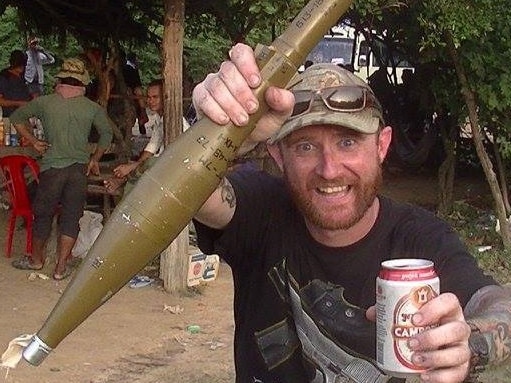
[146,85,163,114]
[28,38,39,49]
[268,124,391,231]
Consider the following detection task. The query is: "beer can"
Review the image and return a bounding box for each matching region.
[376,259,440,377]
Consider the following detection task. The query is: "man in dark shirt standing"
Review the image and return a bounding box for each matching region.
[0,50,31,117]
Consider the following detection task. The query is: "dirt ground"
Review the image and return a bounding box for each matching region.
[0,217,235,383]
[0,171,506,383]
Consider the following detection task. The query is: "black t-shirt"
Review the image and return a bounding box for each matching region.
[0,68,31,117]
[195,169,496,383]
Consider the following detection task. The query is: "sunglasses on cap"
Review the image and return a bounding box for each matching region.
[289,85,382,120]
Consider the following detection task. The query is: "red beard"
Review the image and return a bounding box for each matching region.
[285,165,382,231]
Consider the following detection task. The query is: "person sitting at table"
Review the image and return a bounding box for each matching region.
[130,107,159,158]
[0,50,32,117]
[9,57,113,280]
[104,79,189,195]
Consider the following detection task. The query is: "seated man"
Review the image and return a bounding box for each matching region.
[105,79,189,194]
[130,107,159,158]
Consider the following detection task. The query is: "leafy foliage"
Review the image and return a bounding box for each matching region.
[0,7,25,68]
[183,0,308,83]
[12,0,162,47]
[445,200,511,284]
[418,0,511,156]
[0,5,162,91]
[184,22,231,85]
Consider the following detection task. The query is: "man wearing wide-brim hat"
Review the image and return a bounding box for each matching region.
[9,58,113,281]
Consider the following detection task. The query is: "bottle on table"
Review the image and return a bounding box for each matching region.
[0,107,11,146]
[9,124,18,147]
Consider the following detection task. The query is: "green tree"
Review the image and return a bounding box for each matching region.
[417,0,511,248]
[0,7,25,68]
[345,1,511,248]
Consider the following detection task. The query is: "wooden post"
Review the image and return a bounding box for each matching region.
[159,228,189,293]
[160,0,189,292]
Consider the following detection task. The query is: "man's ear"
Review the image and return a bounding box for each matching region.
[378,126,392,163]
[266,142,284,172]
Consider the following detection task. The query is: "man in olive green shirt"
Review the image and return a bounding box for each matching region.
[10,58,113,280]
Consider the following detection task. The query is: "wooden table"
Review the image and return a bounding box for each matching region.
[0,146,38,158]
[0,146,123,219]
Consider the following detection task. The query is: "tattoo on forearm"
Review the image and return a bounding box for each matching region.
[465,285,511,366]
[493,322,511,362]
[219,178,236,209]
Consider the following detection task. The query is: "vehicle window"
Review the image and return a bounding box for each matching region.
[369,40,412,68]
[306,37,354,66]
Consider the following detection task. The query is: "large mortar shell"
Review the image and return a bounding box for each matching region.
[23,0,353,365]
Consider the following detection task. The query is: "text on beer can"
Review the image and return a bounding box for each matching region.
[376,259,440,377]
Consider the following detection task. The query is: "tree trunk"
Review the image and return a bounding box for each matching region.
[110,44,137,143]
[445,31,511,248]
[160,0,188,293]
[492,138,511,214]
[85,45,131,160]
[437,116,457,216]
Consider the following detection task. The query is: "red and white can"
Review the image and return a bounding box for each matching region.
[376,259,440,377]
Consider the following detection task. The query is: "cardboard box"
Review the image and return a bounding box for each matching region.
[187,252,220,287]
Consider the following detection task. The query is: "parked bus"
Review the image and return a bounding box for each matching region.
[302,24,414,84]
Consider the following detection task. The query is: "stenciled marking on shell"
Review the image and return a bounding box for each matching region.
[120,210,141,229]
[122,212,131,222]
[91,257,104,269]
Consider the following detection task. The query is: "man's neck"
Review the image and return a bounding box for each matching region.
[8,68,22,77]
[305,197,381,248]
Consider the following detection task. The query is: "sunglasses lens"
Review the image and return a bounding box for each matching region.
[289,86,373,121]
[291,92,313,117]
[325,87,366,110]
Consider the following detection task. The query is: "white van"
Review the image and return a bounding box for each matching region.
[302,24,414,84]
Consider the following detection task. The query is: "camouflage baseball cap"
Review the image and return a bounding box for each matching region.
[268,63,384,144]
[56,58,91,85]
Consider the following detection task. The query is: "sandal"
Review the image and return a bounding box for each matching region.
[128,275,154,288]
[12,256,43,271]
[53,266,73,281]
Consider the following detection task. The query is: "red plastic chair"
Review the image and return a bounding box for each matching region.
[0,155,40,258]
